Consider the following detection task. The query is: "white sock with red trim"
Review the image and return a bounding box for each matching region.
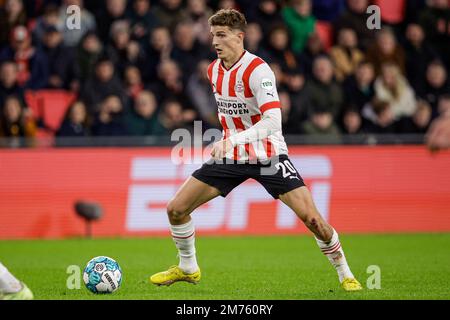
[315,229,354,283]
[0,262,22,294]
[170,220,199,274]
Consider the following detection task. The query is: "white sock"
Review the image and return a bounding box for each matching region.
[170,220,199,274]
[0,262,22,293]
[315,229,355,283]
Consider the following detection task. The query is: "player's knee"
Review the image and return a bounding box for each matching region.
[166,200,189,223]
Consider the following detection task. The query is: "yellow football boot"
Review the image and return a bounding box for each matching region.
[150,266,201,286]
[0,282,34,300]
[341,278,363,291]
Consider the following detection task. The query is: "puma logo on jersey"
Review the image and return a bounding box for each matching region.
[266,92,274,97]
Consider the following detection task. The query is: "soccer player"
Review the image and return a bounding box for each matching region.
[0,262,33,300]
[150,9,362,291]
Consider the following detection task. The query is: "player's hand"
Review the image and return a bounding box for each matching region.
[211,139,233,159]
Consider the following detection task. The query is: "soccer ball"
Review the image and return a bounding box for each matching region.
[83,256,122,294]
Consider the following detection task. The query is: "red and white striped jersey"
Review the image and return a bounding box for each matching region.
[207,50,288,161]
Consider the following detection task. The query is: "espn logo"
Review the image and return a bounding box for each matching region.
[125,156,332,232]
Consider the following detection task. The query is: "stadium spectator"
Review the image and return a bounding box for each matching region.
[304,55,344,119]
[437,94,450,117]
[75,31,103,82]
[343,60,375,111]
[366,27,406,76]
[41,25,79,91]
[330,28,364,82]
[0,25,49,89]
[396,99,432,134]
[186,59,219,129]
[56,100,90,137]
[427,94,450,150]
[0,0,27,48]
[362,99,398,134]
[91,95,127,136]
[268,59,308,122]
[298,32,327,77]
[81,56,127,114]
[403,23,440,94]
[264,24,306,97]
[340,107,364,134]
[171,20,210,83]
[426,115,450,151]
[106,20,147,77]
[149,59,194,114]
[217,0,238,11]
[128,0,160,47]
[244,22,269,59]
[419,0,450,68]
[125,90,166,135]
[404,0,428,24]
[0,95,35,138]
[155,98,194,135]
[143,26,172,83]
[301,106,342,141]
[334,0,376,51]
[247,0,283,36]
[58,0,96,48]
[95,0,127,44]
[0,61,25,109]
[264,24,302,75]
[186,0,214,46]
[279,89,303,134]
[269,62,284,90]
[124,65,144,101]
[282,0,316,55]
[312,0,346,22]
[421,60,450,117]
[31,3,60,44]
[374,63,416,118]
[152,0,189,32]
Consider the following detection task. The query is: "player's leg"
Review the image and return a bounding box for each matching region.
[167,176,221,272]
[167,176,222,225]
[279,186,362,291]
[0,262,33,300]
[150,176,221,286]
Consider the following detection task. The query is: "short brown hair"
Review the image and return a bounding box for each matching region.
[208,9,247,31]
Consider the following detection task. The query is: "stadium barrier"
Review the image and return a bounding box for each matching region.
[0,146,449,239]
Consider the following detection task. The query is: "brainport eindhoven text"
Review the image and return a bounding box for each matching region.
[217,101,250,115]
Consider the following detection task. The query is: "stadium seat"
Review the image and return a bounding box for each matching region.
[24,90,77,133]
[315,21,333,51]
[372,0,406,24]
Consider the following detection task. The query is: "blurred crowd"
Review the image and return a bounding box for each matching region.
[0,0,450,141]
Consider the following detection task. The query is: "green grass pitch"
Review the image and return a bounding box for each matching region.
[1,233,449,300]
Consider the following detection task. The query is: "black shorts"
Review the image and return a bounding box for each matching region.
[192,154,306,199]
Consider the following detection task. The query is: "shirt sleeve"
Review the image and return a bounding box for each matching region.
[249,63,282,114]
